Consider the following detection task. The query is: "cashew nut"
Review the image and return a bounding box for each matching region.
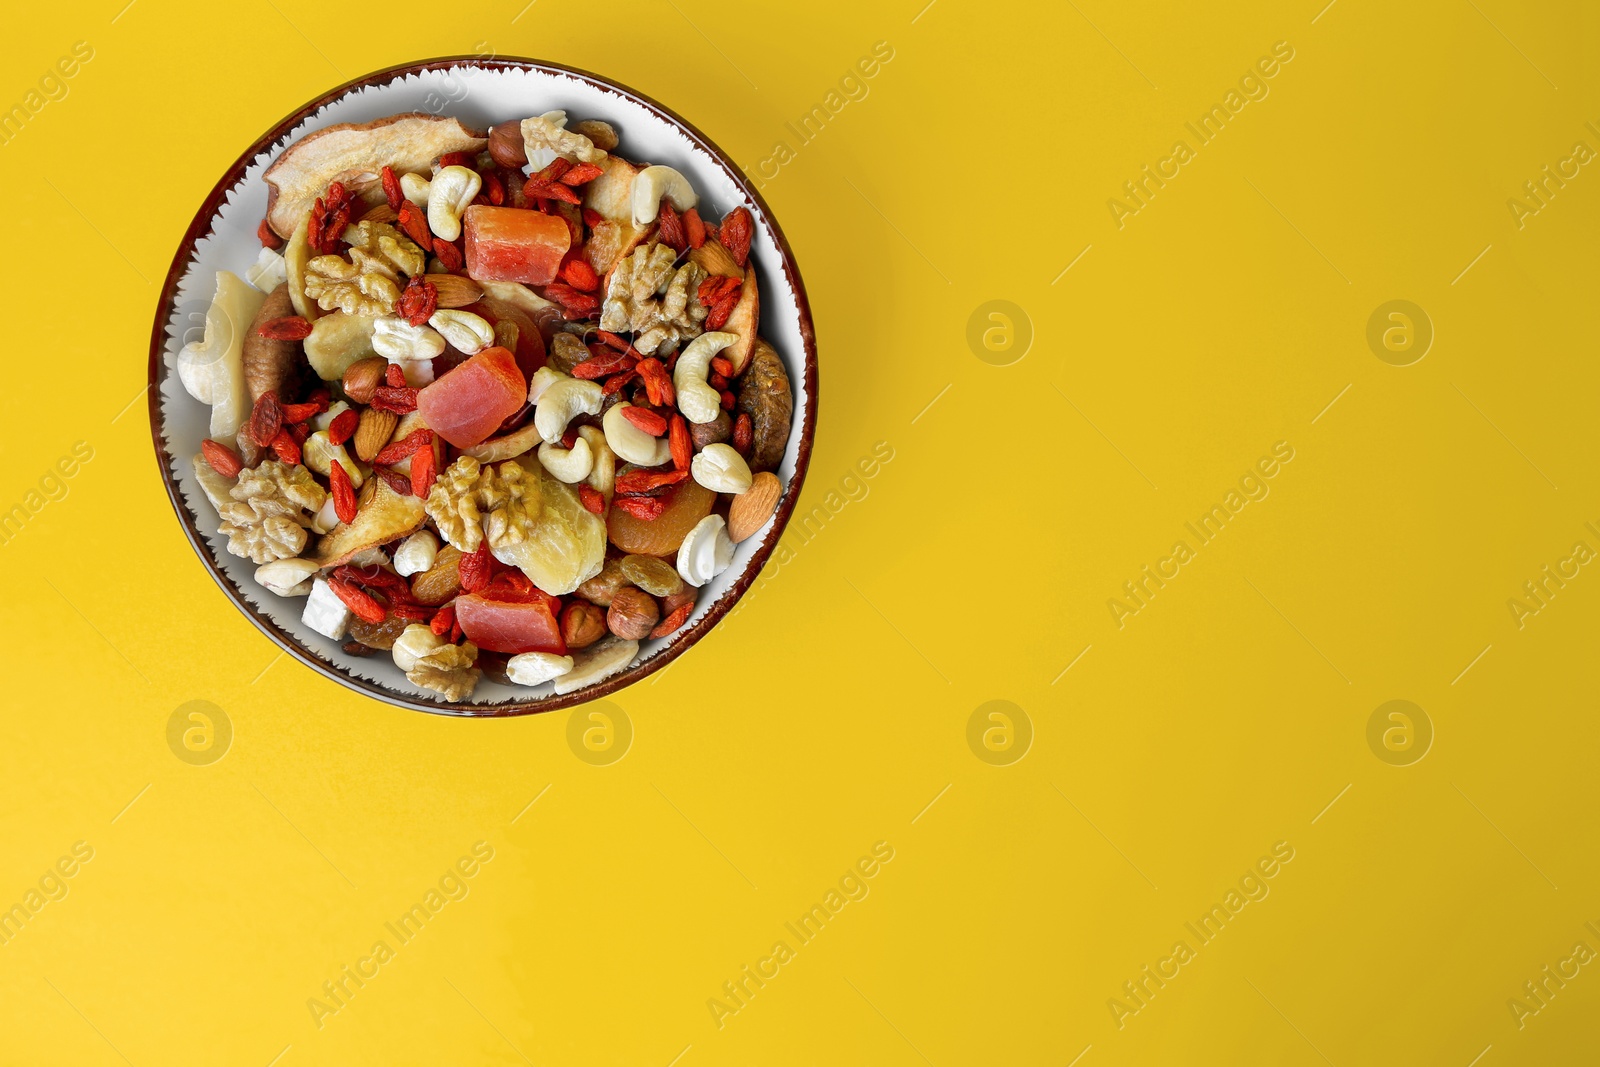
[578,425,614,500]
[674,331,738,424]
[534,376,603,444]
[603,402,673,467]
[373,316,446,363]
[528,365,568,405]
[428,309,493,355]
[506,651,574,687]
[255,558,320,597]
[631,165,699,226]
[426,166,481,242]
[393,530,439,577]
[691,444,753,494]
[399,172,431,209]
[303,430,364,488]
[392,624,445,673]
[537,437,595,484]
[676,514,734,588]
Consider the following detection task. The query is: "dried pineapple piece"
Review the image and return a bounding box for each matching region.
[491,463,605,596]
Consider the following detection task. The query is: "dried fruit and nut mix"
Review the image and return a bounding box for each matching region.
[176,110,793,701]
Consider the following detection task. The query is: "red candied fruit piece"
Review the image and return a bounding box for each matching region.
[463,205,572,286]
[416,346,527,448]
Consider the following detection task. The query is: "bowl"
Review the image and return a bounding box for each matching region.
[148,57,817,716]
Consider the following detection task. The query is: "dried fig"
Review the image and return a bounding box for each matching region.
[734,337,792,472]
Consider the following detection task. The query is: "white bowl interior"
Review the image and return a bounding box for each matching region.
[157,64,810,708]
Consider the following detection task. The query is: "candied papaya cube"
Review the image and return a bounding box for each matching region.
[463,205,571,285]
[455,593,566,655]
[416,346,527,448]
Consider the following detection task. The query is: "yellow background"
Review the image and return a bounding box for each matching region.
[2,0,1597,1063]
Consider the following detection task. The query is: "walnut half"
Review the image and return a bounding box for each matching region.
[218,460,328,564]
[598,242,707,355]
[304,221,426,316]
[407,640,481,701]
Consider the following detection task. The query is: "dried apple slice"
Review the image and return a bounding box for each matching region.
[310,477,427,568]
[583,155,649,276]
[722,268,760,375]
[264,114,487,239]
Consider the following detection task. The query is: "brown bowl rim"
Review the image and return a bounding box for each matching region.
[147,56,818,717]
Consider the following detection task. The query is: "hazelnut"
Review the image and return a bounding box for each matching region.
[488,120,528,169]
[660,586,697,617]
[607,587,659,640]
[342,356,386,404]
[562,601,608,650]
[690,411,732,450]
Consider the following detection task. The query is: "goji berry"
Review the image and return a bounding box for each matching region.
[523,178,581,205]
[396,275,438,328]
[373,429,434,466]
[438,151,474,169]
[602,368,638,395]
[596,330,636,352]
[543,284,600,318]
[710,356,734,378]
[578,485,606,515]
[410,443,437,498]
[669,415,691,472]
[650,602,692,638]
[560,162,605,185]
[708,371,728,391]
[247,391,283,448]
[373,386,419,413]
[561,257,600,292]
[612,495,667,521]
[329,460,358,523]
[581,207,604,228]
[385,363,406,388]
[530,158,572,184]
[614,468,688,494]
[271,427,301,465]
[433,237,464,272]
[572,349,636,380]
[381,165,403,211]
[684,208,706,249]
[328,577,386,625]
[459,542,493,593]
[398,200,432,246]
[201,438,243,478]
[721,207,753,267]
[257,218,283,250]
[705,289,740,331]
[733,412,753,455]
[327,407,359,446]
[279,400,322,424]
[720,389,736,411]
[482,170,505,206]
[430,603,456,637]
[657,199,686,252]
[620,406,668,436]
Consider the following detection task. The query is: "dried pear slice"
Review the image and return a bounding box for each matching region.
[310,477,427,568]
[265,113,487,239]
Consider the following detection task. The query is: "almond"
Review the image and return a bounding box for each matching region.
[359,202,399,224]
[429,274,484,309]
[342,356,386,405]
[727,472,781,543]
[352,406,399,462]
